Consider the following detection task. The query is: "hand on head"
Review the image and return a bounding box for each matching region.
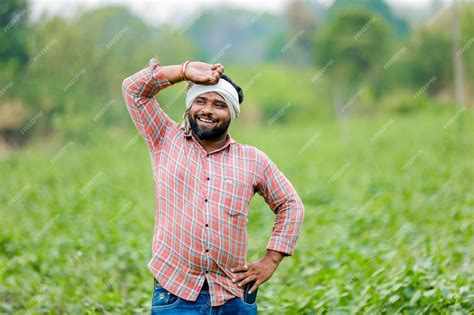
[185,62,224,85]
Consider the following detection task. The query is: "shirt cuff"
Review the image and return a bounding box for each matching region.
[266,236,294,257]
[149,58,172,90]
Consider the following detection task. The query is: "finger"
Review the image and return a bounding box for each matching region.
[214,69,223,77]
[232,270,249,283]
[212,65,224,76]
[205,75,216,84]
[211,63,222,70]
[231,265,248,273]
[237,274,257,288]
[248,280,261,294]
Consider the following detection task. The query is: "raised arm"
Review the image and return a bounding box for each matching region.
[121,58,173,150]
[121,58,224,150]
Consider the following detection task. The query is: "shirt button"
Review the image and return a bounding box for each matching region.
[206,249,209,252]
[205,198,208,202]
[205,270,209,274]
[207,177,210,180]
[205,224,209,227]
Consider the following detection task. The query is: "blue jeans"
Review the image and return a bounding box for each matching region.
[151,279,257,314]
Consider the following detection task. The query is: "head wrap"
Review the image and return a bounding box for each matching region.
[181,79,240,133]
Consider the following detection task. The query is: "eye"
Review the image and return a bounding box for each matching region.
[216,102,226,108]
[195,98,205,105]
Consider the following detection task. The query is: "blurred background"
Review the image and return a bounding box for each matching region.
[0,0,473,313]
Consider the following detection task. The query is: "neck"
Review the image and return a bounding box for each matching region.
[194,132,228,153]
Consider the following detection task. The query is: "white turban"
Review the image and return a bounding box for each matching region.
[181,79,240,133]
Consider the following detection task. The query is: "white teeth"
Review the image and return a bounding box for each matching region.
[198,117,215,123]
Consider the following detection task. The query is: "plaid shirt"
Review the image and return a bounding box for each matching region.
[121,58,304,306]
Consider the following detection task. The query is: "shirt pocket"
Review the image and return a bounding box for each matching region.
[222,179,252,214]
[220,179,253,233]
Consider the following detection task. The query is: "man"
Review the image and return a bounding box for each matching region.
[121,58,304,314]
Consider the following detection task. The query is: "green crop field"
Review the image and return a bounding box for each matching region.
[1,110,473,314]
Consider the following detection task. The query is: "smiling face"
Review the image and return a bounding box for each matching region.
[188,92,231,140]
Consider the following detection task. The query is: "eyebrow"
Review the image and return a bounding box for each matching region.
[195,96,227,106]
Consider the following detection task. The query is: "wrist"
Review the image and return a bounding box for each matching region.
[180,61,191,82]
[265,249,284,265]
[161,65,182,84]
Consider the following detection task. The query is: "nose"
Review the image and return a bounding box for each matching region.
[200,101,215,115]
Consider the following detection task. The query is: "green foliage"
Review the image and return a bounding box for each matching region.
[1,111,473,313]
[404,27,452,95]
[225,63,332,123]
[185,8,287,65]
[315,9,393,94]
[0,0,28,86]
[326,0,409,36]
[15,6,198,142]
[376,4,473,100]
[460,4,474,86]
[1,3,471,144]
[378,89,428,114]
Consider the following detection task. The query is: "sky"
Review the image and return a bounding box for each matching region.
[28,0,443,26]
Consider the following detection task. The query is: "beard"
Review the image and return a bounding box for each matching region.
[188,113,231,140]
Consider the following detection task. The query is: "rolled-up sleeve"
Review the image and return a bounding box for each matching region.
[121,58,173,151]
[256,152,305,256]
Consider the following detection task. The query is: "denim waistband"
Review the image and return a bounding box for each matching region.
[154,278,210,291]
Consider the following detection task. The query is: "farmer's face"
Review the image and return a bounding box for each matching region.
[188,92,231,140]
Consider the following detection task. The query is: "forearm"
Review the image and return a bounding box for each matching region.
[160,64,184,84]
[122,58,174,102]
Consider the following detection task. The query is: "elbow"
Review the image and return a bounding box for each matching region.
[121,77,130,95]
[296,195,305,222]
